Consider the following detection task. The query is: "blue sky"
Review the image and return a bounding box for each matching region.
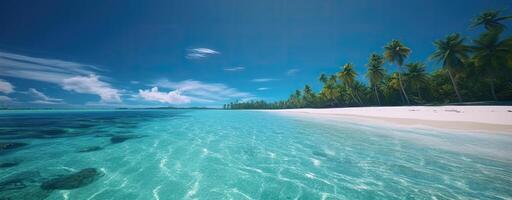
[0,0,510,108]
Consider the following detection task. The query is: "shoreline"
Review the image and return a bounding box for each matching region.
[265,106,512,134]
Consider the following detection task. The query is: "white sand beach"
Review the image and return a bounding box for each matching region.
[267,106,512,133]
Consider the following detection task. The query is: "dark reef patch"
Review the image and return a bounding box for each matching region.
[0,161,21,168]
[0,185,51,200]
[312,150,329,158]
[0,171,49,200]
[110,134,144,144]
[0,142,28,152]
[94,133,116,138]
[77,146,103,153]
[41,168,103,190]
[0,171,43,192]
[32,129,69,139]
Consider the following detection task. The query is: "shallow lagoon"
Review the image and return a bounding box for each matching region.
[0,110,511,199]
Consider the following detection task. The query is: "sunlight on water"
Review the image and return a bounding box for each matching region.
[0,110,511,199]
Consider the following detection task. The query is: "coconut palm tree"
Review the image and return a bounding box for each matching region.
[318,74,339,106]
[472,10,512,32]
[430,33,469,102]
[303,84,316,107]
[471,30,512,100]
[319,73,328,85]
[384,72,405,104]
[338,63,362,104]
[384,40,411,104]
[325,75,341,106]
[405,62,429,100]
[366,53,386,105]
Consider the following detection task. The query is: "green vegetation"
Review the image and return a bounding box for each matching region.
[224,10,512,109]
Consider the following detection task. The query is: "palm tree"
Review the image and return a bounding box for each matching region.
[338,63,362,104]
[384,72,404,104]
[303,84,316,107]
[318,73,330,106]
[471,30,512,100]
[319,73,328,85]
[366,53,386,105]
[405,62,429,100]
[472,10,512,32]
[318,74,339,106]
[384,40,411,104]
[430,33,469,102]
[325,75,340,106]
[288,90,303,108]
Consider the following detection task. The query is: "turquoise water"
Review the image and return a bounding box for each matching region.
[1,110,511,200]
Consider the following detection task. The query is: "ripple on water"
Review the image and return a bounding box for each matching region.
[0,110,511,199]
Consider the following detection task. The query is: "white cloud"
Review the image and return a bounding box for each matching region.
[251,78,278,82]
[186,48,220,59]
[62,75,121,102]
[130,81,140,84]
[224,67,245,72]
[257,87,269,91]
[138,87,191,104]
[0,51,121,102]
[0,95,13,102]
[193,48,219,54]
[0,79,14,94]
[286,68,300,76]
[150,79,253,104]
[27,88,63,104]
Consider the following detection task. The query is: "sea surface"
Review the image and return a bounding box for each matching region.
[0,109,511,200]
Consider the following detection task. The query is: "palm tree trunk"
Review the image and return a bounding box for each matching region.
[490,80,497,101]
[374,86,381,105]
[398,88,405,104]
[349,90,359,105]
[396,67,410,105]
[417,85,422,100]
[447,69,462,103]
[354,89,363,105]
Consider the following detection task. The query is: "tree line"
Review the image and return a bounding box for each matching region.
[224,10,512,109]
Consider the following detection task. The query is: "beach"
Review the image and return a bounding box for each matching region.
[267,106,512,134]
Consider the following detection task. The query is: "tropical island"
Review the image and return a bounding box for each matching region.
[221,10,512,133]
[225,10,512,110]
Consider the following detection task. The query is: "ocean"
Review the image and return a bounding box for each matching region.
[1,110,511,199]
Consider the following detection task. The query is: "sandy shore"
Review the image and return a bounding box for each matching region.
[266,106,512,134]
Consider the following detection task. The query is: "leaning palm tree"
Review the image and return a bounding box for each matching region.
[471,10,512,32]
[430,33,469,102]
[471,30,512,100]
[338,63,362,104]
[366,53,386,105]
[405,62,429,100]
[384,40,411,104]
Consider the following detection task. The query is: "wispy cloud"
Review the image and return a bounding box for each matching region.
[0,95,13,102]
[130,81,140,84]
[186,48,220,59]
[224,66,245,72]
[0,79,14,94]
[27,88,63,104]
[0,51,121,102]
[286,68,300,76]
[143,79,253,104]
[251,78,278,82]
[138,87,191,104]
[257,87,269,91]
